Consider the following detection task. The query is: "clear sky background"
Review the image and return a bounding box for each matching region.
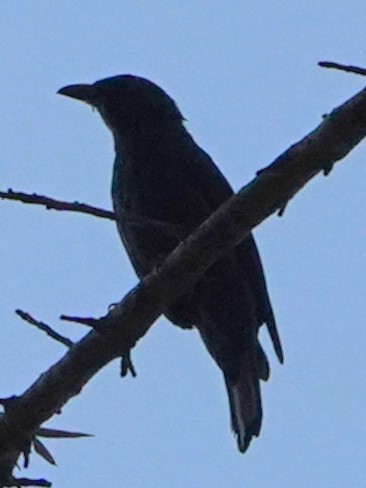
[1,2,365,487]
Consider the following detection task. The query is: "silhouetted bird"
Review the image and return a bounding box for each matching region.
[58,75,283,453]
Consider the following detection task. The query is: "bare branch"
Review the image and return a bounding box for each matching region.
[319,61,366,76]
[0,190,187,238]
[0,190,115,220]
[1,84,366,482]
[15,310,73,348]
[5,477,51,487]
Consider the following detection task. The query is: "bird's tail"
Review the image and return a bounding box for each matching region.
[224,366,262,453]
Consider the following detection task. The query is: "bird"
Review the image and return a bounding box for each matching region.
[58,75,283,453]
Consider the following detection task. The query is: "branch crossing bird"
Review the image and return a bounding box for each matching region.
[58,75,284,453]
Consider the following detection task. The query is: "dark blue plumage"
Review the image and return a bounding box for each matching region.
[58,75,283,452]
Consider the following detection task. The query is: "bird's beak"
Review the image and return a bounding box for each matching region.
[57,84,98,105]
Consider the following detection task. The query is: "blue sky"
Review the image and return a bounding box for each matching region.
[1,2,366,487]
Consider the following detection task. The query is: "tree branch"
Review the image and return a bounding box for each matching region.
[0,191,187,238]
[15,310,73,349]
[0,190,115,220]
[319,61,366,77]
[1,84,366,484]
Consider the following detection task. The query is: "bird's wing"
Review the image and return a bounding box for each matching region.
[183,138,283,363]
[237,236,284,363]
[182,136,234,209]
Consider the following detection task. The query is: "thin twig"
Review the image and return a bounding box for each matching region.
[0,189,115,220]
[16,310,73,348]
[319,61,366,76]
[6,477,51,487]
[0,189,188,238]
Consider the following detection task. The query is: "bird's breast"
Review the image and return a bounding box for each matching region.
[112,148,202,225]
[111,151,200,275]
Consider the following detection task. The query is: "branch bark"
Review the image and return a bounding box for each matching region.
[1,84,366,485]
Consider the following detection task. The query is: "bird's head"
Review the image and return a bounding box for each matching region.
[58,75,184,135]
